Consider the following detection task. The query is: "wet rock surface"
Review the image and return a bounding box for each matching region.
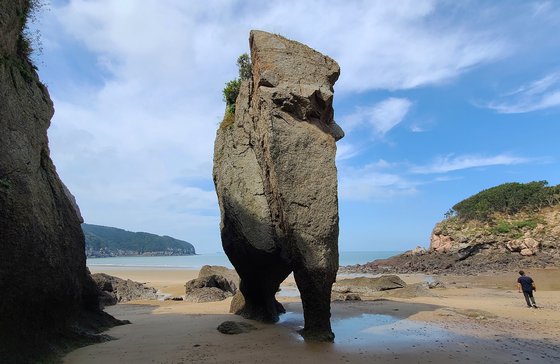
[213,30,343,341]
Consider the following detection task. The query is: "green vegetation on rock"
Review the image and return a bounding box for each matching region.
[449,181,560,221]
[220,53,252,129]
[83,223,196,257]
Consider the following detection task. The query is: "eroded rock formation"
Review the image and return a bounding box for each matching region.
[213,30,343,341]
[0,2,123,361]
[343,206,560,275]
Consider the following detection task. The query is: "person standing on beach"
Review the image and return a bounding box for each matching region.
[517,270,537,308]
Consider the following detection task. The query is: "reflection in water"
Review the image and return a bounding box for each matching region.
[279,312,454,348]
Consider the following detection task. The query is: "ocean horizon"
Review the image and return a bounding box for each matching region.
[87,251,402,270]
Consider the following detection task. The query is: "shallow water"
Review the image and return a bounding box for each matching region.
[279,311,454,349]
[87,251,403,269]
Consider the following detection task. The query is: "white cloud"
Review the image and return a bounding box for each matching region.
[339,172,417,201]
[37,0,516,251]
[410,124,425,133]
[410,154,530,174]
[253,0,507,92]
[343,97,412,136]
[339,162,416,201]
[336,142,361,162]
[487,71,560,113]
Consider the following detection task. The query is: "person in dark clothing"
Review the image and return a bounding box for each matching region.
[517,270,537,308]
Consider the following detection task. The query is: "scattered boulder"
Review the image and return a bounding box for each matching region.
[184,274,236,302]
[333,275,407,295]
[213,30,343,342]
[426,280,446,289]
[406,246,427,256]
[383,283,433,299]
[217,321,258,335]
[92,273,158,303]
[507,237,540,256]
[229,291,246,314]
[185,275,236,294]
[520,248,535,256]
[184,287,230,303]
[198,265,239,293]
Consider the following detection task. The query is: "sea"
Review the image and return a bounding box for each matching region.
[86,251,401,270]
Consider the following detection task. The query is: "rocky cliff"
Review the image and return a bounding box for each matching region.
[0,2,122,362]
[344,197,560,275]
[213,30,343,341]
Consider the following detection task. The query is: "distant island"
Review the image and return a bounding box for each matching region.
[83,224,196,258]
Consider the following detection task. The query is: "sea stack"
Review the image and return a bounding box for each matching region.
[213,30,343,342]
[0,1,122,361]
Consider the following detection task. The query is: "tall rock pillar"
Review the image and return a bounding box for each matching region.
[213,30,344,342]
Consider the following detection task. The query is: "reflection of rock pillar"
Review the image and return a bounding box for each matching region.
[213,30,343,341]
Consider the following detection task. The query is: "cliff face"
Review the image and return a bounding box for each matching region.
[345,206,560,275]
[430,206,560,260]
[213,30,343,341]
[0,2,121,361]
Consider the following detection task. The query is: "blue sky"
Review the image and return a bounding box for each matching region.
[34,1,560,253]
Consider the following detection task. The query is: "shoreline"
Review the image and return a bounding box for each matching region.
[69,266,560,363]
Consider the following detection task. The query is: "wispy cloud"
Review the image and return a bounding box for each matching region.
[336,142,361,162]
[36,0,521,251]
[487,71,560,113]
[339,172,417,201]
[410,154,530,174]
[339,161,417,201]
[343,97,413,136]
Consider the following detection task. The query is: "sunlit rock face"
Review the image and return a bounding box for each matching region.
[0,1,122,361]
[213,30,343,342]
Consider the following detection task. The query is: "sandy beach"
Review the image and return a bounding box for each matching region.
[64,267,560,363]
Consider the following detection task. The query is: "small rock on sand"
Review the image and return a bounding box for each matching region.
[217,321,257,335]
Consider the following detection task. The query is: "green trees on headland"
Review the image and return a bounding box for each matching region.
[448,181,560,221]
[83,223,196,257]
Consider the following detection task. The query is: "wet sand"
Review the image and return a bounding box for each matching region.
[66,267,560,363]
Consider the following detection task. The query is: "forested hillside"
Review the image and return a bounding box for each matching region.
[83,224,196,258]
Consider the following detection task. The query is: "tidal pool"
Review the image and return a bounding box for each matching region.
[279,311,454,348]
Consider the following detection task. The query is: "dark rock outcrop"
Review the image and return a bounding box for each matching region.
[184,274,236,302]
[213,30,343,342]
[92,273,158,305]
[344,206,560,275]
[0,2,124,362]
